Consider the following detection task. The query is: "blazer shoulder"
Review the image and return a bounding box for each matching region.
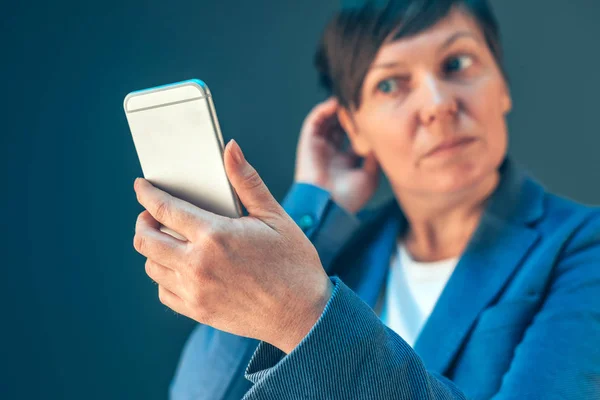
[535,190,600,273]
[537,187,600,232]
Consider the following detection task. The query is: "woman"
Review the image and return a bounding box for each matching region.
[133,1,600,399]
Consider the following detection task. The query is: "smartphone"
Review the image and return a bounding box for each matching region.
[124,79,242,241]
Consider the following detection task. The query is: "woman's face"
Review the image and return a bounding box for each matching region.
[338,6,511,196]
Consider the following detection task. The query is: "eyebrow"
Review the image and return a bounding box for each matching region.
[371,31,481,70]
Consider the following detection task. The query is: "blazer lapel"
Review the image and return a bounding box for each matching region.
[413,159,545,374]
[331,201,404,309]
[413,216,540,374]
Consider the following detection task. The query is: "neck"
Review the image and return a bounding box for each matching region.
[393,171,500,262]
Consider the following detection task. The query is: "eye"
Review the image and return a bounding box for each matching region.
[377,78,399,94]
[376,76,409,95]
[444,54,474,74]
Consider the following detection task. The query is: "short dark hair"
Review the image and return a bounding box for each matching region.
[314,0,506,110]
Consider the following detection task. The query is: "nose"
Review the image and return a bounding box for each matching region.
[419,75,458,126]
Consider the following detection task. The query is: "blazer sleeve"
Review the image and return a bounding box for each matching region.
[241,211,600,400]
[281,182,361,269]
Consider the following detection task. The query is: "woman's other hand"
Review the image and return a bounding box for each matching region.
[294,97,379,214]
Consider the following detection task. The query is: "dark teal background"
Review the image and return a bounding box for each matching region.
[1,1,598,398]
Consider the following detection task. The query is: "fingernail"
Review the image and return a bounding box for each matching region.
[134,177,140,190]
[230,139,245,166]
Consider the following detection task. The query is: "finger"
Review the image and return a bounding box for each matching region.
[145,259,178,292]
[314,97,338,118]
[317,116,341,135]
[134,213,188,269]
[158,285,187,316]
[223,140,284,219]
[134,178,209,240]
[136,210,185,250]
[322,123,347,149]
[306,98,339,131]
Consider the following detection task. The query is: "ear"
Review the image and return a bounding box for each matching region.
[337,107,372,156]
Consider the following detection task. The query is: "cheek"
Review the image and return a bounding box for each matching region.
[362,111,418,181]
[464,82,509,157]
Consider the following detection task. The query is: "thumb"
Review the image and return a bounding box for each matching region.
[224,139,283,218]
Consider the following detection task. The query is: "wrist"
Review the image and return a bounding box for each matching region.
[331,194,362,215]
[294,170,331,190]
[273,275,333,354]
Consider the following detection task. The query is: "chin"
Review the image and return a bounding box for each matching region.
[427,158,498,195]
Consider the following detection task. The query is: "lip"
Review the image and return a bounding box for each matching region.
[425,137,477,157]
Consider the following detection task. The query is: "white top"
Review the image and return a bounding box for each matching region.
[375,241,459,347]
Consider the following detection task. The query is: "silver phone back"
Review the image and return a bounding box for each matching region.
[124,79,242,220]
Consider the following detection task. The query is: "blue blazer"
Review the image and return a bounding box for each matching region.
[169,158,600,399]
